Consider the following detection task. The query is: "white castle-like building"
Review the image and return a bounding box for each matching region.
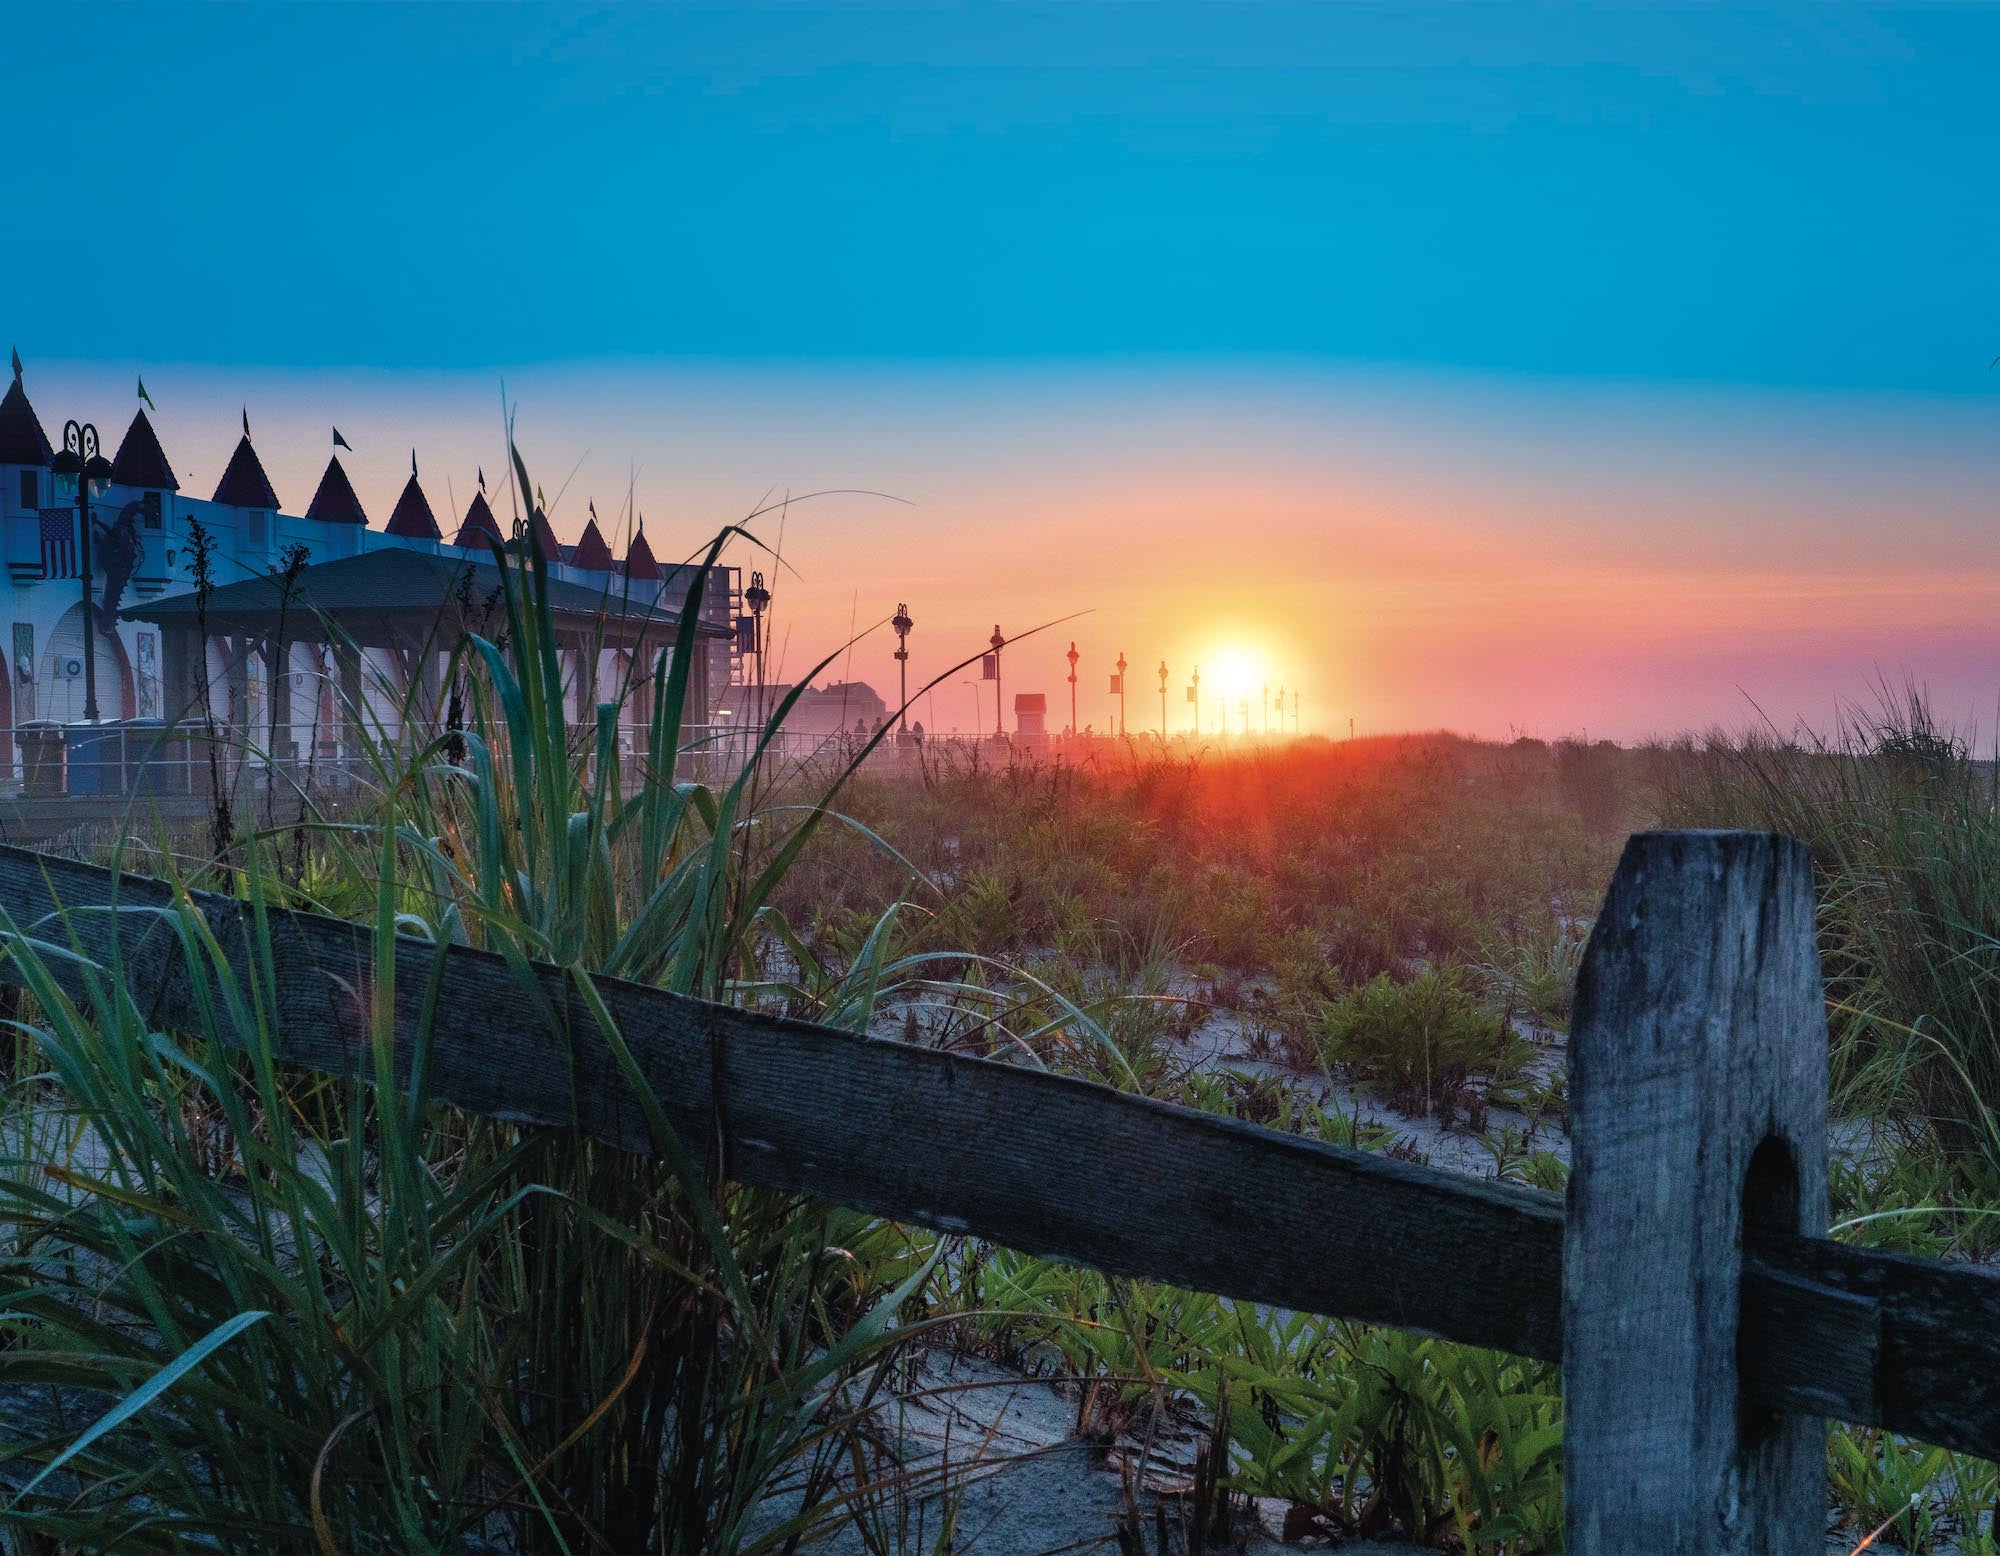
[0,361,739,794]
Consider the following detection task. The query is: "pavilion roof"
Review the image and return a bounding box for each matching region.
[123,545,728,644]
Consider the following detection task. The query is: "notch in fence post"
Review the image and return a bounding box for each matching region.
[1565,830,1828,1555]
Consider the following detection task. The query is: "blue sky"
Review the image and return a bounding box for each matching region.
[11,4,1997,390]
[11,4,2000,738]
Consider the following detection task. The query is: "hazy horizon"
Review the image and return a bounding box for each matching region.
[12,3,1998,743]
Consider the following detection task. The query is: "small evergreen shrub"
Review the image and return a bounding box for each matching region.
[1318,967,1530,1116]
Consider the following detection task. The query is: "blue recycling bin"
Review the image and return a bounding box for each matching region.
[65,723,123,797]
[121,719,174,796]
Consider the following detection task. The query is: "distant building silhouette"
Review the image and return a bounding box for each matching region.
[722,679,888,738]
[0,359,741,781]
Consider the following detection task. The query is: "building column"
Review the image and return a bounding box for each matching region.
[414,637,443,740]
[335,643,367,769]
[160,624,201,728]
[263,635,296,765]
[227,636,252,738]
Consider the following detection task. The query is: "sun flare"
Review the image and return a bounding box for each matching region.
[1210,648,1263,702]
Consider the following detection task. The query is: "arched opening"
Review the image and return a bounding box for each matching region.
[0,626,13,775]
[39,604,136,724]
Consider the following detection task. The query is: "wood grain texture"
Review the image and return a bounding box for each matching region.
[1565,831,1833,1554]
[2,840,1998,1467]
[0,844,1562,1358]
[1746,1232,2000,1463]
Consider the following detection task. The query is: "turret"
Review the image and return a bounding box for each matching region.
[383,451,440,542]
[211,410,281,565]
[0,354,56,585]
[622,520,660,582]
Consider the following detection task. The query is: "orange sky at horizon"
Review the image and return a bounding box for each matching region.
[25,356,2000,744]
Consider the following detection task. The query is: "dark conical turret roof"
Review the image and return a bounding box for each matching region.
[108,409,179,491]
[454,490,503,549]
[570,514,615,571]
[385,471,441,540]
[623,522,661,581]
[305,455,368,525]
[213,435,280,508]
[0,375,54,466]
[525,507,560,561]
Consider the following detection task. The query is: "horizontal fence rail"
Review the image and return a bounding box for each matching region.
[0,835,1995,1552]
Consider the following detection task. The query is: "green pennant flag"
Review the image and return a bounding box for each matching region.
[136,377,155,411]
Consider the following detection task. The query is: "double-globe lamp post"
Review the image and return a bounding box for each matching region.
[744,571,771,689]
[1065,640,1079,737]
[990,625,1005,741]
[49,419,115,724]
[890,601,913,732]
[1114,651,1127,737]
[1157,661,1168,738]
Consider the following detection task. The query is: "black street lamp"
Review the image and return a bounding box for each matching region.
[891,601,914,731]
[49,419,115,724]
[990,624,1005,740]
[1157,660,1168,738]
[744,570,770,701]
[1114,651,1127,736]
[1065,640,1079,736]
[1190,665,1201,738]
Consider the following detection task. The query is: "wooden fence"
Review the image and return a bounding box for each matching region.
[0,830,1994,1554]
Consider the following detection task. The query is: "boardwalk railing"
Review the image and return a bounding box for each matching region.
[0,831,1994,1553]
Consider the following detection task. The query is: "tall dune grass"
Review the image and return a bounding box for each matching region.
[0,509,965,1552]
[1658,687,2000,1185]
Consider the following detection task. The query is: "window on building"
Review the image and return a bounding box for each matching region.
[18,470,38,508]
[141,491,162,529]
[245,510,267,547]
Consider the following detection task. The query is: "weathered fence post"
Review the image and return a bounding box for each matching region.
[1565,830,1828,1553]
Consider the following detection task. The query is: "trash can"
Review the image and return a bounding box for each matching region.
[18,722,65,796]
[65,723,122,797]
[121,719,173,796]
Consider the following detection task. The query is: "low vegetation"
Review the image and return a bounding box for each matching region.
[0,519,1994,1551]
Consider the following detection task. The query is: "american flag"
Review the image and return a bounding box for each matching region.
[39,508,76,580]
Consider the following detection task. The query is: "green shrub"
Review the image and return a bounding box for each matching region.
[953,865,1023,949]
[1319,968,1530,1115]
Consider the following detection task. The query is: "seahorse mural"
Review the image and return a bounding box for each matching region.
[92,501,146,632]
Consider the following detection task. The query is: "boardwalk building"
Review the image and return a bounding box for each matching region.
[0,364,737,792]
